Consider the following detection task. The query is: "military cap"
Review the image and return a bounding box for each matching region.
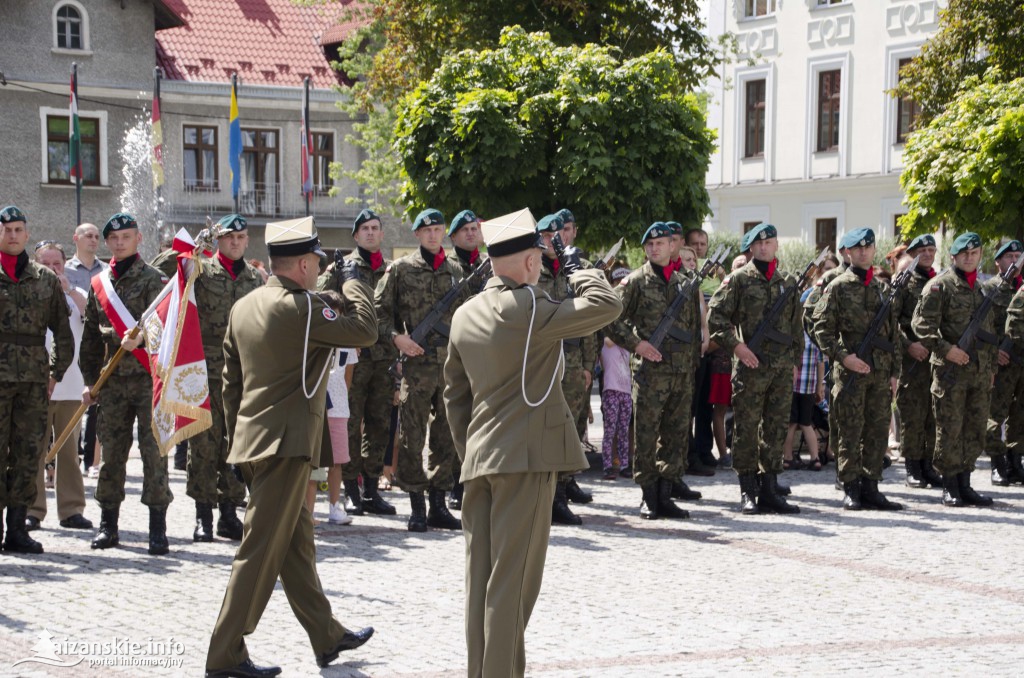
[448,209,479,237]
[906,234,936,252]
[216,213,247,235]
[412,208,445,232]
[840,227,875,250]
[740,223,777,253]
[555,208,575,225]
[0,205,26,224]
[665,221,683,236]
[481,208,545,257]
[103,212,139,238]
[950,232,982,255]
[353,208,381,234]
[641,221,673,245]
[536,213,564,233]
[994,240,1023,260]
[265,216,326,259]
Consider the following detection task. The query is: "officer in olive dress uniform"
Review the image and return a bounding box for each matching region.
[0,206,73,554]
[1003,278,1024,477]
[188,214,262,543]
[912,232,997,507]
[444,209,621,678]
[205,216,376,678]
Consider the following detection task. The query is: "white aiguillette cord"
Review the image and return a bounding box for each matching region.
[301,291,334,400]
[521,285,564,407]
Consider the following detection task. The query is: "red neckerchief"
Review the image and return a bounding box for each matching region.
[433,247,446,271]
[766,258,777,281]
[669,257,681,274]
[370,251,384,271]
[469,248,479,266]
[927,268,936,279]
[1015,275,1022,291]
[109,253,139,280]
[864,266,874,286]
[965,270,977,289]
[0,252,19,282]
[547,257,560,277]
[217,251,242,280]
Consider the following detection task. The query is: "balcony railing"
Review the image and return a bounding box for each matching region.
[167,182,354,221]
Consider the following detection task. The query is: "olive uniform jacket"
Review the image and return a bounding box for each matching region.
[222,275,377,466]
[443,270,622,483]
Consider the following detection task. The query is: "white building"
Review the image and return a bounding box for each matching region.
[703,0,946,249]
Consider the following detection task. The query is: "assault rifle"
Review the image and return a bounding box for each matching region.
[842,255,920,392]
[635,245,731,386]
[746,247,830,361]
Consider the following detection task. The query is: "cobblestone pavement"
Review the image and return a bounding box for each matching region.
[3,394,1024,677]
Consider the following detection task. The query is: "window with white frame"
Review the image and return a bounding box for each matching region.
[745,79,767,157]
[745,0,776,18]
[816,70,841,152]
[53,1,89,51]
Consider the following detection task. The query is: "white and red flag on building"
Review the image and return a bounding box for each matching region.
[300,77,313,199]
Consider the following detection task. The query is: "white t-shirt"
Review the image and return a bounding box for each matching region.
[326,348,358,419]
[46,289,86,401]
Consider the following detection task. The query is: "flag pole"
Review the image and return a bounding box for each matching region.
[72,63,81,226]
[304,77,311,217]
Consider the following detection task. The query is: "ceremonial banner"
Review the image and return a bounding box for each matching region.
[228,77,242,200]
[69,68,81,183]
[143,229,211,456]
[151,75,165,190]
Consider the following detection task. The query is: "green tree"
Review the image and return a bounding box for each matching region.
[392,27,715,249]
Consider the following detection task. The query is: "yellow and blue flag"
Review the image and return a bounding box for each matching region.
[229,79,241,199]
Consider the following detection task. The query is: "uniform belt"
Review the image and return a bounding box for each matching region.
[0,332,45,347]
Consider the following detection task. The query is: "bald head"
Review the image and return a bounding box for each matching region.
[490,248,543,287]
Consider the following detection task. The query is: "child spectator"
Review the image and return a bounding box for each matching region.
[784,299,825,471]
[600,267,633,479]
[306,347,358,524]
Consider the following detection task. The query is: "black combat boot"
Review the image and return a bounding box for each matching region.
[91,506,120,549]
[774,475,791,496]
[193,502,214,542]
[738,473,759,515]
[757,473,800,514]
[2,506,44,554]
[842,479,863,511]
[564,476,593,504]
[921,458,943,488]
[656,478,690,519]
[941,474,964,507]
[639,484,659,520]
[447,482,464,511]
[343,478,365,516]
[426,489,462,530]
[671,477,702,501]
[407,492,427,533]
[217,500,244,540]
[552,481,582,525]
[958,471,993,507]
[904,459,927,488]
[1008,451,1024,484]
[990,455,1012,487]
[361,476,396,515]
[860,478,903,511]
[148,507,169,556]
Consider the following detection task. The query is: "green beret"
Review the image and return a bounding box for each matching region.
[840,227,874,250]
[216,213,247,234]
[995,240,1023,260]
[412,208,445,232]
[103,212,139,238]
[906,234,936,252]
[950,232,982,255]
[641,221,672,245]
[0,205,25,224]
[448,209,478,237]
[536,214,564,233]
[665,221,683,236]
[555,208,575,225]
[353,208,381,234]
[741,223,777,253]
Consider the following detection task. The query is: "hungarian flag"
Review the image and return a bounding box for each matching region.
[69,68,81,184]
[151,83,164,189]
[300,82,313,198]
[142,229,211,456]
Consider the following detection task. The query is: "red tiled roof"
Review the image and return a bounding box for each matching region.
[156,0,361,88]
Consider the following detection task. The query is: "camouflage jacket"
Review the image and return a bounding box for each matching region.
[80,257,166,384]
[802,264,847,342]
[195,255,264,378]
[894,266,934,353]
[374,249,469,362]
[150,248,178,279]
[911,268,997,373]
[708,260,803,367]
[319,249,396,362]
[0,259,73,383]
[537,258,599,370]
[1005,284,1024,356]
[812,269,902,379]
[604,261,700,371]
[981,273,1021,345]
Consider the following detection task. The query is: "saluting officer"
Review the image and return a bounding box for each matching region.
[188,214,262,543]
[911,232,997,507]
[812,228,903,511]
[0,206,73,554]
[707,223,802,514]
[375,208,470,532]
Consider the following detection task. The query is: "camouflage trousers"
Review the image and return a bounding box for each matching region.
[187,381,246,504]
[631,357,694,487]
[831,366,891,483]
[95,376,173,509]
[559,347,588,483]
[730,361,791,475]
[395,358,456,493]
[931,362,990,476]
[985,363,1024,457]
[343,358,394,482]
[896,359,936,462]
[0,381,48,509]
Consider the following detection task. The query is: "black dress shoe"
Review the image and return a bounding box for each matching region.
[59,514,94,529]
[205,658,281,678]
[317,627,374,667]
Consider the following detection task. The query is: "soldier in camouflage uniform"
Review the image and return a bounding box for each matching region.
[1003,280,1024,480]
[895,234,943,489]
[81,213,174,554]
[150,246,179,279]
[708,223,802,514]
[983,240,1024,486]
[188,214,262,543]
[605,222,698,520]
[319,208,397,517]
[375,208,470,532]
[911,232,997,507]
[813,228,903,511]
[0,206,73,553]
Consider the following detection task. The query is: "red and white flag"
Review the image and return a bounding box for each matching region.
[142,229,211,456]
